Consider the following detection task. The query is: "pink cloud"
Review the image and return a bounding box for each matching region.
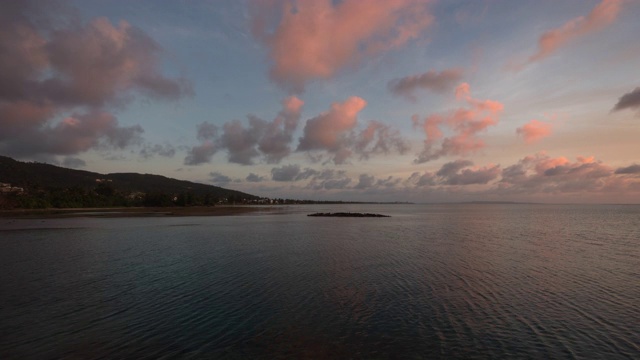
[0,2,191,158]
[516,120,553,143]
[533,155,570,175]
[412,114,443,142]
[405,152,640,199]
[243,156,640,201]
[297,96,366,162]
[251,0,433,92]
[454,82,471,100]
[576,156,596,164]
[522,0,623,67]
[186,95,407,166]
[296,97,408,164]
[414,83,503,163]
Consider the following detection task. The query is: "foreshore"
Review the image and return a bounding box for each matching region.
[0,206,280,218]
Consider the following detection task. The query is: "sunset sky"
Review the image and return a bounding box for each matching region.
[2,0,639,203]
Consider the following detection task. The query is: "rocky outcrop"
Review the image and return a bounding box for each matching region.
[307,212,390,217]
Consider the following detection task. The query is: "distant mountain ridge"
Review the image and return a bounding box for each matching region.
[0,155,258,208]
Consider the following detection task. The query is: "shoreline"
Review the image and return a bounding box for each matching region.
[0,206,281,219]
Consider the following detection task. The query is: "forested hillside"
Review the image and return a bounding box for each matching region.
[0,156,259,209]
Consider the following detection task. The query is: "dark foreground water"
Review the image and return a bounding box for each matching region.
[1,204,638,359]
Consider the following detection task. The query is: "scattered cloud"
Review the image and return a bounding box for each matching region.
[355,174,401,190]
[140,143,176,159]
[0,1,191,159]
[196,121,219,142]
[259,96,305,163]
[312,177,352,190]
[268,164,353,190]
[271,164,300,182]
[209,171,233,185]
[298,96,365,154]
[271,164,318,182]
[400,154,640,201]
[306,169,352,190]
[218,118,264,165]
[407,160,500,187]
[297,97,408,164]
[184,121,221,165]
[413,83,503,163]
[184,96,304,165]
[406,171,436,187]
[355,174,376,189]
[354,121,411,160]
[246,173,266,182]
[436,159,474,178]
[184,142,219,166]
[251,0,434,92]
[247,154,640,202]
[615,164,640,174]
[2,110,144,157]
[516,120,553,143]
[514,0,623,69]
[612,87,640,113]
[439,161,501,185]
[388,68,463,101]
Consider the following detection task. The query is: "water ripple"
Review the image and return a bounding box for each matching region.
[0,204,638,358]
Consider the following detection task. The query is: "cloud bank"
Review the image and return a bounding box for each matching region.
[244,153,640,202]
[497,153,638,195]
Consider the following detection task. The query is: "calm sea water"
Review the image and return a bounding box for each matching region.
[1,204,638,359]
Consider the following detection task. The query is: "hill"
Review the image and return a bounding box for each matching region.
[0,155,259,209]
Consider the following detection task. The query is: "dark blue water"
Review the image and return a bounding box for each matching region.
[1,204,638,359]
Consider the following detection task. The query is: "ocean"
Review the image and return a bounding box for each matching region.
[1,204,638,359]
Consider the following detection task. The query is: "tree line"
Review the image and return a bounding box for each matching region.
[0,183,247,209]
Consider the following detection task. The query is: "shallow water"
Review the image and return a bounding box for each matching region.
[1,204,638,359]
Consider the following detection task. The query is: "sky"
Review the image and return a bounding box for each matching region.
[1,0,640,203]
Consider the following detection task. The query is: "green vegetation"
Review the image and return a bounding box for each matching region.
[0,156,259,209]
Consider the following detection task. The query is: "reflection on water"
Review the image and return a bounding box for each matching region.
[0,204,638,358]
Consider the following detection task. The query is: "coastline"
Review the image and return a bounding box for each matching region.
[0,206,281,219]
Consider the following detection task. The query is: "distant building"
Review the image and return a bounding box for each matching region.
[0,183,24,194]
